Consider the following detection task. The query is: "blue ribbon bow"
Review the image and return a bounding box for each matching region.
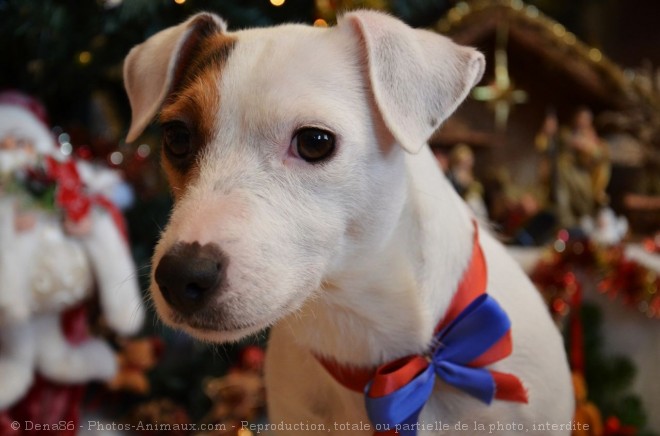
[364,294,512,435]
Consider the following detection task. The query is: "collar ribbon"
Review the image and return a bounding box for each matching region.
[317,223,528,436]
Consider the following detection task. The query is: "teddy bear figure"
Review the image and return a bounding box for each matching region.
[107,338,163,395]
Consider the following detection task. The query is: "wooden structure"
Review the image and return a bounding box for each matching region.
[428,0,660,229]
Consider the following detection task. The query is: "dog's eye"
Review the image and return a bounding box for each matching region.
[162,122,192,159]
[291,128,335,163]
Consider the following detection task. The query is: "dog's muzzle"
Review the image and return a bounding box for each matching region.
[154,241,228,315]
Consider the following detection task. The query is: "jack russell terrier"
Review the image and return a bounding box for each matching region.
[123,10,573,435]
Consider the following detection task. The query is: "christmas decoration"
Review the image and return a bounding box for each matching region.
[0,97,144,431]
[580,208,628,247]
[430,0,660,241]
[530,229,659,436]
[530,105,613,229]
[123,398,192,436]
[108,337,164,395]
[572,372,603,436]
[199,346,266,436]
[315,0,389,23]
[446,144,488,221]
[577,304,651,436]
[532,230,660,321]
[642,232,660,254]
[435,0,627,107]
[472,23,528,131]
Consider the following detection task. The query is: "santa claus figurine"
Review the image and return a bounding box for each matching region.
[0,91,144,435]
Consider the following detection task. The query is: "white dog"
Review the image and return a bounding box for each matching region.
[123,11,573,435]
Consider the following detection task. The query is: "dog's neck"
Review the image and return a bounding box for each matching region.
[280,146,475,368]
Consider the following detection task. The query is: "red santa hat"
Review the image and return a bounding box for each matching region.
[0,90,56,153]
[0,90,49,126]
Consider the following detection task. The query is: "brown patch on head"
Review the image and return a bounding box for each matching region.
[159,34,236,200]
[161,154,195,201]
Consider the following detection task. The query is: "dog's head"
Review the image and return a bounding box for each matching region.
[123,11,484,342]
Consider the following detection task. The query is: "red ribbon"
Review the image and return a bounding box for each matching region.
[567,273,585,374]
[46,157,91,223]
[44,156,128,240]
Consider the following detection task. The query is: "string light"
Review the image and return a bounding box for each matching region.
[553,240,566,253]
[110,151,124,166]
[589,48,603,62]
[525,5,538,17]
[270,0,285,6]
[78,51,92,65]
[564,32,577,45]
[174,0,186,4]
[60,142,73,155]
[137,144,151,158]
[313,18,328,27]
[58,133,70,144]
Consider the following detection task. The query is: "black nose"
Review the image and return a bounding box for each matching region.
[154,242,227,315]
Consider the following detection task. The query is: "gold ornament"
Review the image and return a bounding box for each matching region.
[315,0,389,23]
[471,24,528,131]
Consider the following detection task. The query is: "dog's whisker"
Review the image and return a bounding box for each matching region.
[151,315,160,330]
[150,218,165,233]
[140,291,154,309]
[133,263,153,274]
[207,342,227,362]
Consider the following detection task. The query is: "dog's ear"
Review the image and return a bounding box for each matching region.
[340,11,485,154]
[123,13,227,142]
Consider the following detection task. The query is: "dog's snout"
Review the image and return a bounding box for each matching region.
[155,242,228,315]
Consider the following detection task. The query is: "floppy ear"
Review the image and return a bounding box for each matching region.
[123,13,227,142]
[340,11,485,154]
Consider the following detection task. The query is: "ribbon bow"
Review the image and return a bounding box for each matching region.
[364,294,527,436]
[45,156,91,223]
[44,156,128,239]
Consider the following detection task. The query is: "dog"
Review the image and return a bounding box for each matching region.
[123,10,574,435]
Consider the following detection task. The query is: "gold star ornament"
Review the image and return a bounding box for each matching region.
[472,24,528,131]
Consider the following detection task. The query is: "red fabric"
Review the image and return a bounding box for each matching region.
[61,304,90,345]
[0,411,14,434]
[45,157,91,223]
[435,225,487,334]
[569,279,584,373]
[492,371,529,403]
[317,356,375,393]
[367,356,428,398]
[44,156,129,242]
[4,309,89,435]
[5,376,84,436]
[470,331,512,367]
